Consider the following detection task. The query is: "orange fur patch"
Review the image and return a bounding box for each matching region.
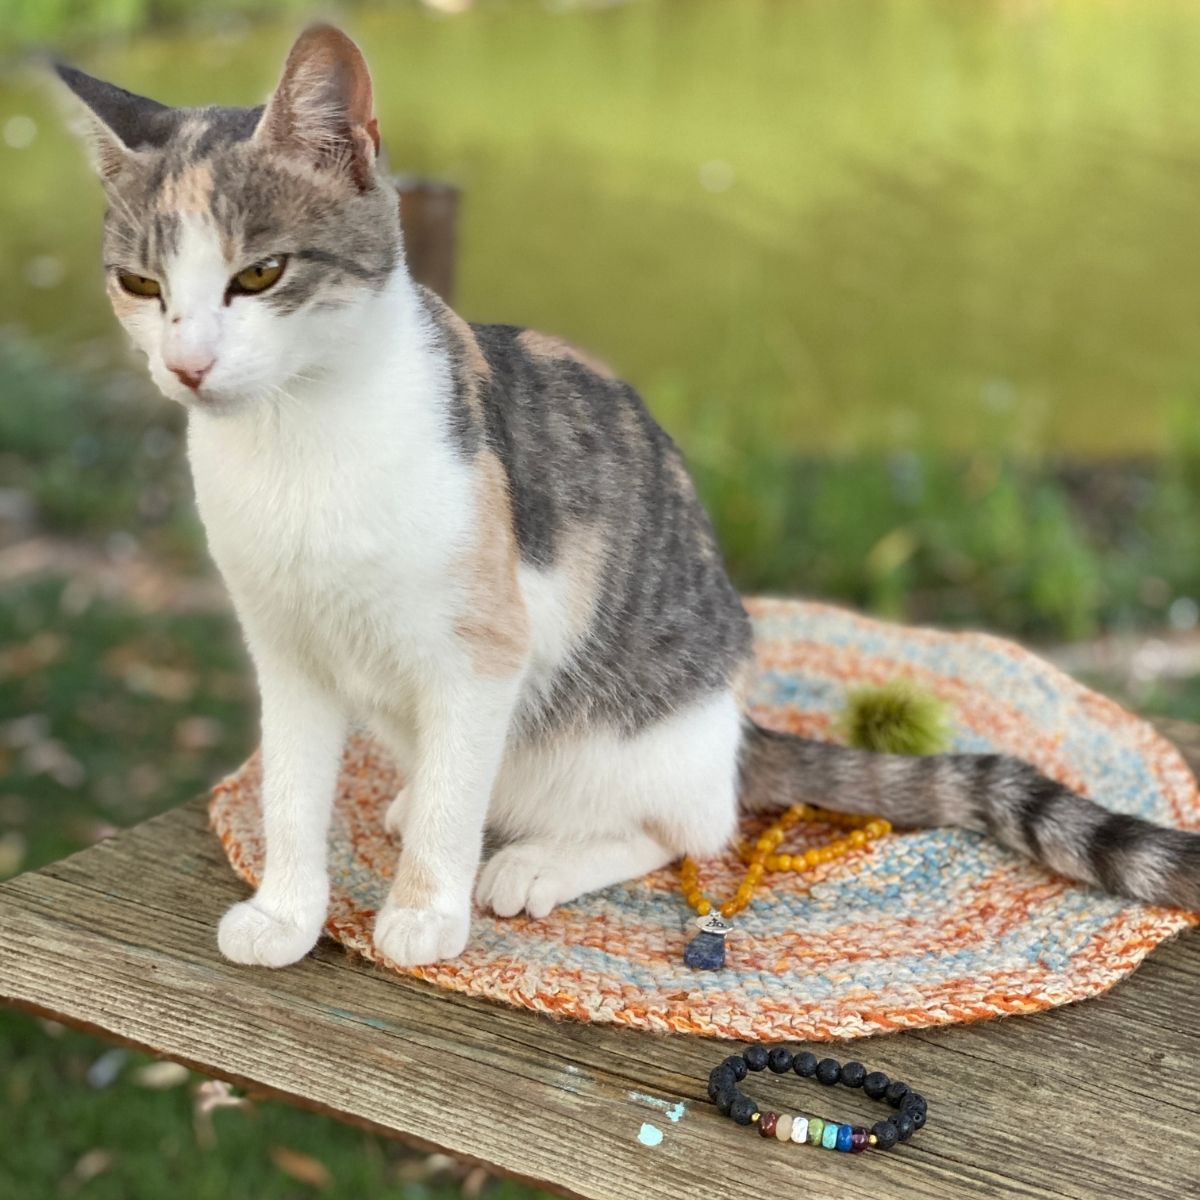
[517,329,617,380]
[158,162,214,214]
[556,525,607,644]
[387,856,438,910]
[455,452,530,678]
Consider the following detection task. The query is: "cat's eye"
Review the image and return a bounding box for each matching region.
[118,272,161,298]
[229,256,287,297]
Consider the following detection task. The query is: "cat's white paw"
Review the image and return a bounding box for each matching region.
[217,899,322,968]
[373,900,469,965]
[383,786,409,839]
[476,843,578,919]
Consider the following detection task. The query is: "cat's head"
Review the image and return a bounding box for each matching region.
[56,26,401,414]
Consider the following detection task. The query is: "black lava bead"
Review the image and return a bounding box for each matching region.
[840,1060,866,1088]
[885,1080,911,1108]
[767,1047,794,1074]
[871,1120,900,1150]
[721,1055,749,1082]
[708,1065,736,1098]
[730,1095,758,1126]
[909,1106,927,1130]
[715,1086,738,1116]
[862,1071,890,1099]
[894,1112,915,1142]
[743,1045,769,1072]
[905,1093,927,1119]
[815,1058,841,1086]
[793,1051,818,1077]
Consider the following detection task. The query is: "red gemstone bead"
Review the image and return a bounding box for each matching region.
[759,1112,778,1138]
[850,1126,870,1153]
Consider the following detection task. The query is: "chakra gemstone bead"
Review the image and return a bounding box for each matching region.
[871,1120,899,1150]
[885,1080,911,1108]
[821,1121,840,1150]
[743,1046,769,1072]
[759,1112,779,1139]
[767,1047,794,1074]
[894,1112,915,1142]
[863,1070,890,1099]
[807,1117,825,1145]
[840,1060,866,1088]
[730,1095,757,1126]
[815,1058,841,1086]
[836,1125,853,1152]
[850,1127,869,1153]
[721,1055,749,1082]
[793,1051,819,1077]
[790,1116,809,1144]
[684,931,726,970]
[775,1114,793,1142]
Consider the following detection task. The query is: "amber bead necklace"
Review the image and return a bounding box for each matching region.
[679,803,891,969]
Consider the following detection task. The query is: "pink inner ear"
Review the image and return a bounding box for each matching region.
[265,24,378,158]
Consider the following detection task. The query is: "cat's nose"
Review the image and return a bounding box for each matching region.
[168,359,214,390]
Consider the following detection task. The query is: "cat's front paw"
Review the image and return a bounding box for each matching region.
[373,900,469,965]
[218,899,322,968]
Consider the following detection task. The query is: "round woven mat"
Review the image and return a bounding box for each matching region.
[210,597,1200,1041]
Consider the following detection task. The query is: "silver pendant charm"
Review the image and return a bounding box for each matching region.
[694,913,734,937]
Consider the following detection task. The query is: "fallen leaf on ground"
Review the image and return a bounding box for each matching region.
[133,1060,189,1089]
[174,715,225,751]
[68,1148,114,1185]
[192,1079,253,1150]
[270,1146,332,1189]
[86,1048,128,1089]
[0,831,26,875]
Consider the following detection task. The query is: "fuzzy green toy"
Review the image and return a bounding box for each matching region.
[838,678,951,756]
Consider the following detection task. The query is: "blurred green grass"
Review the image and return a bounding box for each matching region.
[6,333,1199,643]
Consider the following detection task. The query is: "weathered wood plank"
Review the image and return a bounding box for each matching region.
[1,718,1198,1199]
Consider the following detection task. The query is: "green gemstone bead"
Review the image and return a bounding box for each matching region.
[807,1117,824,1145]
[821,1121,840,1150]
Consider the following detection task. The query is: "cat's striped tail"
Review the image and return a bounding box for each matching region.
[740,722,1200,910]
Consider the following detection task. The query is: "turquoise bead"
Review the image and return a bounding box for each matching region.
[836,1124,853,1152]
[821,1122,840,1149]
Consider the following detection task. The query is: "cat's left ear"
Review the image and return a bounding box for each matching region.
[256,25,381,191]
[53,63,172,182]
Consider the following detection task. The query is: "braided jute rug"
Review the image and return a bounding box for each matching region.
[209,597,1200,1041]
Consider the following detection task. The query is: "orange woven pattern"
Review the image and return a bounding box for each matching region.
[210,598,1200,1041]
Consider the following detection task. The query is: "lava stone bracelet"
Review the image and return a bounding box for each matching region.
[707,1047,929,1152]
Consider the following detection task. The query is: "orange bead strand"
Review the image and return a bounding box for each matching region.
[680,804,892,922]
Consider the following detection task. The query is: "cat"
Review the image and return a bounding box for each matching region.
[56,25,1199,968]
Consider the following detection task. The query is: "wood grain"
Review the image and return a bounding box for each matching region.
[1,719,1198,1199]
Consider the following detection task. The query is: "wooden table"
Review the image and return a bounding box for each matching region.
[2,720,1198,1200]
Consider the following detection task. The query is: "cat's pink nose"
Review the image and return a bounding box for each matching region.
[168,360,214,391]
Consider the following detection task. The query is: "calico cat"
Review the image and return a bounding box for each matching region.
[56,26,1198,968]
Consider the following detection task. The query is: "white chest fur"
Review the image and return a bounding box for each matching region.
[186,299,475,714]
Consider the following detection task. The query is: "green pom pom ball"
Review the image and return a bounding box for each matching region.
[838,679,951,756]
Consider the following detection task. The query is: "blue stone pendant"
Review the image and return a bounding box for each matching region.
[683,913,733,970]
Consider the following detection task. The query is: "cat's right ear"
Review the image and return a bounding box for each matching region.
[254,25,381,191]
[52,64,169,182]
